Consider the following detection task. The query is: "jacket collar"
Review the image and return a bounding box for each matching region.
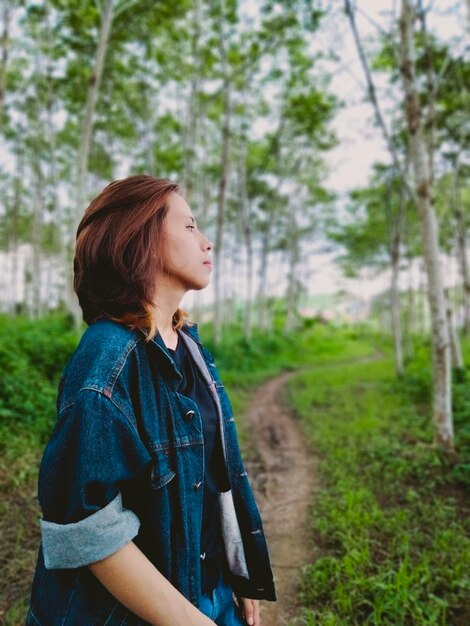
[179,321,202,345]
[145,321,202,384]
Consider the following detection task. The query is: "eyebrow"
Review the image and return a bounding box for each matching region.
[188,216,197,225]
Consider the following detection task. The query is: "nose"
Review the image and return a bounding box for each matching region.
[203,234,212,251]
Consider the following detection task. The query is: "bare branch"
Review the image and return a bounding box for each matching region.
[354,4,392,37]
[343,0,415,202]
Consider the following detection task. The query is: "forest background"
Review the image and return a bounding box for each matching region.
[0,0,469,625]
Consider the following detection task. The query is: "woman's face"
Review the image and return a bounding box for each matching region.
[162,191,213,292]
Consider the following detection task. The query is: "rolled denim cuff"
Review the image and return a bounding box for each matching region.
[40,492,140,569]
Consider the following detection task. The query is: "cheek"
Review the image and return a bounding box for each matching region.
[167,240,191,270]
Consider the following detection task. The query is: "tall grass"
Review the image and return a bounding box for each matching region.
[0,313,372,623]
[0,313,373,466]
[4,314,468,625]
[0,314,79,481]
[287,342,470,625]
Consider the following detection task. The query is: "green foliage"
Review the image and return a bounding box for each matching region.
[288,342,470,625]
[203,318,374,384]
[0,313,78,461]
[0,310,371,471]
[2,315,470,624]
[327,163,420,278]
[1,0,338,304]
[434,171,470,254]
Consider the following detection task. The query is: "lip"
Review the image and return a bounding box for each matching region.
[203,261,213,268]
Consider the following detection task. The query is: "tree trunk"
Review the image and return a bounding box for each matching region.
[192,120,212,325]
[399,0,454,454]
[182,0,201,207]
[0,0,11,120]
[44,2,64,311]
[213,28,232,345]
[141,79,157,174]
[236,138,253,341]
[284,200,301,334]
[6,146,23,314]
[256,124,283,333]
[417,1,436,184]
[222,236,236,327]
[244,217,253,342]
[75,0,115,229]
[28,42,48,319]
[344,0,412,198]
[390,250,404,376]
[257,224,270,331]
[385,172,405,377]
[68,0,115,326]
[445,289,465,373]
[453,173,470,333]
[31,161,44,318]
[418,262,428,335]
[404,260,415,360]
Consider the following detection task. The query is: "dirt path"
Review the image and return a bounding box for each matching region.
[244,371,319,626]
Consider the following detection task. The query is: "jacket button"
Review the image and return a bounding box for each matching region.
[185,410,195,421]
[193,481,202,491]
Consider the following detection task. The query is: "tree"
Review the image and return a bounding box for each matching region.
[74,0,115,235]
[328,165,418,377]
[399,0,454,455]
[344,0,458,456]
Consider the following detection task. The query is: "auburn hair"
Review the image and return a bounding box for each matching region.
[73,174,188,341]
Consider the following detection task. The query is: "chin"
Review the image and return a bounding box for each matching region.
[183,277,210,292]
[194,277,211,290]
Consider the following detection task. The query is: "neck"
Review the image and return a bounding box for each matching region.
[151,282,185,338]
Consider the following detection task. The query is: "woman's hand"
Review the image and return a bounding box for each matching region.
[237,597,260,626]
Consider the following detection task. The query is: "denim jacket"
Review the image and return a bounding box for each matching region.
[26,318,276,626]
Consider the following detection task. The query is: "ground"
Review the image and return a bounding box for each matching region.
[1,371,315,626]
[244,371,319,626]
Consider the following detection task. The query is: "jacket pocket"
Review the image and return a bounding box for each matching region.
[149,449,176,490]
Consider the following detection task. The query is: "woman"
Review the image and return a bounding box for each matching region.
[26,175,276,626]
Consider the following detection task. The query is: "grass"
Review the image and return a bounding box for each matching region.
[203,319,375,448]
[0,313,80,625]
[4,312,469,625]
[0,313,373,623]
[287,342,470,626]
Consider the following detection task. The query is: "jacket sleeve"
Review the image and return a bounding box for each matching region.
[38,389,152,569]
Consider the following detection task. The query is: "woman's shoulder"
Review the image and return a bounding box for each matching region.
[60,319,142,400]
[84,317,141,343]
[78,319,141,364]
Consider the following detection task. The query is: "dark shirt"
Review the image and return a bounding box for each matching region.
[168,333,230,593]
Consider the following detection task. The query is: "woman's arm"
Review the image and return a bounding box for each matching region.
[89,541,214,626]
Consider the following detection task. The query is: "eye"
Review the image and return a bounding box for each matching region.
[187,225,196,231]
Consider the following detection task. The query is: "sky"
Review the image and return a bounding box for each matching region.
[322,0,467,193]
[317,0,467,300]
[183,0,467,313]
[183,0,469,306]
[1,1,467,314]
